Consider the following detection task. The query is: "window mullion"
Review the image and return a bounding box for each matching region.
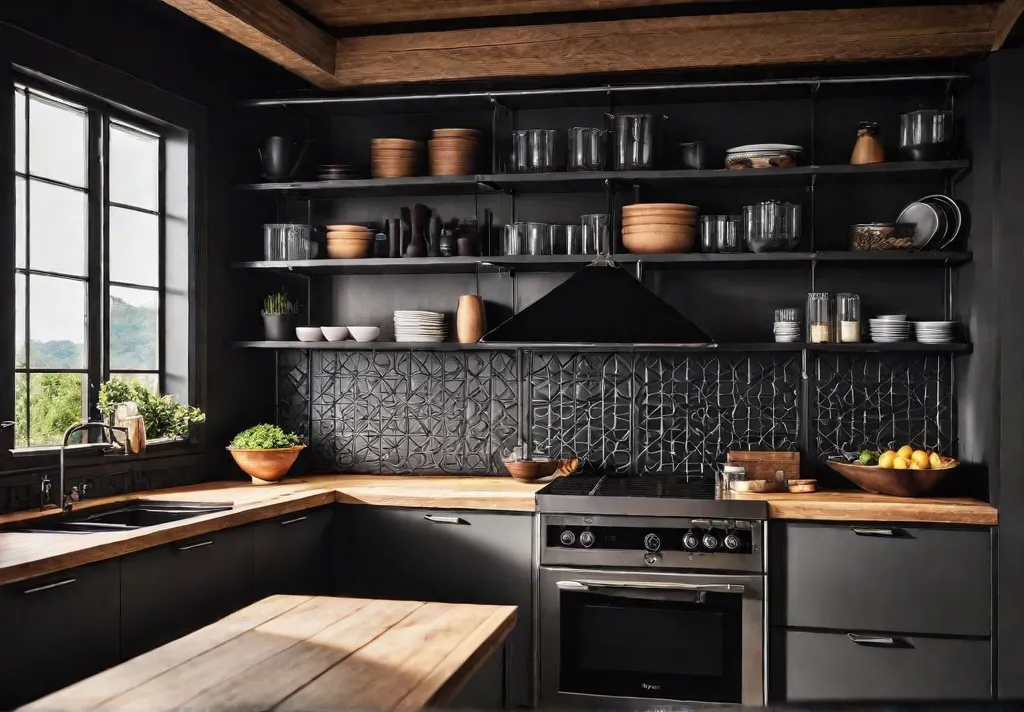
[157,136,166,395]
[85,109,104,427]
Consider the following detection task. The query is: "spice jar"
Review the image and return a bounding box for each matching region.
[850,121,885,165]
[836,293,861,343]
[807,292,833,343]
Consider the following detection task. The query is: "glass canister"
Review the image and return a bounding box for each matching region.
[502,222,527,255]
[567,127,607,171]
[836,293,861,343]
[581,213,609,254]
[807,293,833,343]
[526,222,551,255]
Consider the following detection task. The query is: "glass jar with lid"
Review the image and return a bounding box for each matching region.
[835,293,861,343]
[807,292,833,343]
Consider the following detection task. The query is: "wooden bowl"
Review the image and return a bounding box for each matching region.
[622,224,697,234]
[227,445,304,484]
[730,479,782,493]
[433,128,482,139]
[622,214,696,226]
[825,458,959,497]
[326,239,373,259]
[371,138,422,149]
[622,230,695,254]
[505,459,560,482]
[325,224,372,232]
[623,202,699,212]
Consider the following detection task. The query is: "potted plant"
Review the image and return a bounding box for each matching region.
[227,424,305,484]
[98,377,206,450]
[262,291,298,341]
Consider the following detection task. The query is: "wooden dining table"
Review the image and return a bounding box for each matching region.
[21,594,517,712]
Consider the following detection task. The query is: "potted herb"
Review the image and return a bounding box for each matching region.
[98,377,206,449]
[262,291,298,341]
[227,424,305,484]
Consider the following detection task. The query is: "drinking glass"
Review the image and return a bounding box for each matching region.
[526,222,551,255]
[580,213,609,254]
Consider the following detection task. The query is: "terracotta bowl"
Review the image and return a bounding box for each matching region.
[228,445,305,484]
[326,239,373,259]
[826,458,959,497]
[622,229,695,254]
[505,459,561,482]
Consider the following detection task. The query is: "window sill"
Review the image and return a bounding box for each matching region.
[9,436,194,458]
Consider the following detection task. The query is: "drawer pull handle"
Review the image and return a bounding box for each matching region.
[23,578,76,595]
[851,526,903,537]
[848,633,913,648]
[176,540,214,551]
[280,516,308,526]
[424,514,468,525]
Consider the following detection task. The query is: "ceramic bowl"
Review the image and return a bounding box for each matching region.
[875,314,907,321]
[347,326,380,342]
[295,327,325,342]
[320,326,350,342]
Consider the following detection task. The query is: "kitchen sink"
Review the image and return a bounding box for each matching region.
[4,500,234,534]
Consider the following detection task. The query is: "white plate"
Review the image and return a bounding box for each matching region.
[395,336,446,342]
[726,143,804,153]
[871,336,909,342]
[914,321,958,327]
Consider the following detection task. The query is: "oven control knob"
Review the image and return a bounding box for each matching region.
[702,532,719,550]
[682,531,700,550]
[644,533,662,552]
[723,533,741,551]
[579,530,595,548]
[559,530,576,547]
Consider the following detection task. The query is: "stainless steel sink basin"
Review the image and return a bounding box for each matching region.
[5,500,234,534]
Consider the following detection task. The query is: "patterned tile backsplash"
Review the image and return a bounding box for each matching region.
[275,348,954,476]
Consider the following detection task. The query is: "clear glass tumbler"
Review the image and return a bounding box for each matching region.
[807,292,834,343]
[526,222,551,255]
[503,223,527,255]
[836,293,861,343]
[581,213,609,254]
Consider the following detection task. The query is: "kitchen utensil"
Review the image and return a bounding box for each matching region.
[564,225,585,255]
[405,205,427,257]
[787,479,817,493]
[610,113,663,170]
[394,310,447,342]
[228,445,304,484]
[503,223,527,255]
[678,141,711,170]
[836,293,861,343]
[438,223,458,257]
[807,293,833,343]
[743,201,800,252]
[914,320,958,344]
[259,136,312,180]
[698,215,741,254]
[850,222,916,251]
[371,138,421,178]
[826,457,958,497]
[387,219,399,258]
[457,295,486,344]
[504,458,560,482]
[295,327,324,342]
[920,194,963,249]
[877,314,907,320]
[729,479,780,493]
[850,121,885,165]
[512,129,558,172]
[725,143,803,169]
[264,224,313,260]
[428,129,478,176]
[899,109,954,161]
[774,308,802,343]
[320,326,350,341]
[567,127,607,171]
[727,450,800,480]
[581,214,609,253]
[457,236,478,256]
[868,318,911,343]
[346,326,380,342]
[622,230,694,254]
[527,222,551,255]
[326,238,373,259]
[511,130,530,173]
[427,212,441,257]
[897,200,946,248]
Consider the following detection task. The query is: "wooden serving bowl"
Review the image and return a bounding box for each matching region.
[826,458,959,497]
[228,445,305,484]
[622,230,695,254]
[326,239,373,259]
[622,223,697,234]
[371,138,422,149]
[433,128,482,139]
[622,215,696,227]
[505,459,560,482]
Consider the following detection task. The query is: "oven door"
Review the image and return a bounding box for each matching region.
[540,566,765,708]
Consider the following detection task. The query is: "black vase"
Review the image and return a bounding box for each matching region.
[262,313,296,341]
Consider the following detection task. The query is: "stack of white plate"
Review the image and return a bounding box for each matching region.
[869,316,911,343]
[774,321,802,343]
[915,321,957,344]
[393,310,447,342]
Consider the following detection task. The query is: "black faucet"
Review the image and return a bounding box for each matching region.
[41,422,130,513]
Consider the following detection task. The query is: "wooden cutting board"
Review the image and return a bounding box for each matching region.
[727,450,800,480]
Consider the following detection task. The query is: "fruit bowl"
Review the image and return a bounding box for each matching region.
[825,457,958,497]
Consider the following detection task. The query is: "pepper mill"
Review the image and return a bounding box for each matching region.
[850,121,885,165]
[457,295,486,344]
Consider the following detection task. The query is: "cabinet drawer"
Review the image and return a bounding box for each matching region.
[254,507,332,598]
[781,629,991,701]
[0,558,120,708]
[121,525,254,659]
[775,522,990,636]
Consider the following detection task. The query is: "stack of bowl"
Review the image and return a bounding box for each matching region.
[370,138,421,178]
[325,224,373,259]
[428,129,480,176]
[621,203,698,254]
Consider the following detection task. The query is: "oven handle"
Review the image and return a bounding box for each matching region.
[556,579,745,602]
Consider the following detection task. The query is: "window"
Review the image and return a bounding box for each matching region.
[13,82,165,448]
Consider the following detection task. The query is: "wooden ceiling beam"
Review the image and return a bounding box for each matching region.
[156,0,341,88]
[991,0,1024,49]
[332,4,999,87]
[293,0,725,28]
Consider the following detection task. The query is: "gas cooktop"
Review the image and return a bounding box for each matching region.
[535,474,767,519]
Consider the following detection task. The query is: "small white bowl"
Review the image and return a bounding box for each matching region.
[320,326,350,342]
[295,326,325,342]
[347,326,380,342]
[875,314,907,321]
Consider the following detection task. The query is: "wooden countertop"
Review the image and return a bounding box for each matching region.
[21,594,516,712]
[0,474,996,586]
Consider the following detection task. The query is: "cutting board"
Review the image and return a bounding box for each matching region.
[727,450,800,480]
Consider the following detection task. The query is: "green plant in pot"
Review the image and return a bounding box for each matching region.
[98,378,205,448]
[262,291,298,341]
[227,424,305,484]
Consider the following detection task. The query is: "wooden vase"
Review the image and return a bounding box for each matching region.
[457,295,486,344]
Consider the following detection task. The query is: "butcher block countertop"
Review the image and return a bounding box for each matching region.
[0,474,996,586]
[21,594,516,712]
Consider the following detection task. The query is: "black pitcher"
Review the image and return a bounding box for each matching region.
[259,136,312,180]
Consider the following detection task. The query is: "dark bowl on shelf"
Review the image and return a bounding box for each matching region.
[899,110,953,162]
[826,458,958,497]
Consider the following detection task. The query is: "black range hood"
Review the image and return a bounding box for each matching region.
[481,263,712,345]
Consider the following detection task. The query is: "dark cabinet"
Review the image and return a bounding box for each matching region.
[0,558,121,708]
[121,525,254,659]
[334,506,534,707]
[254,506,333,598]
